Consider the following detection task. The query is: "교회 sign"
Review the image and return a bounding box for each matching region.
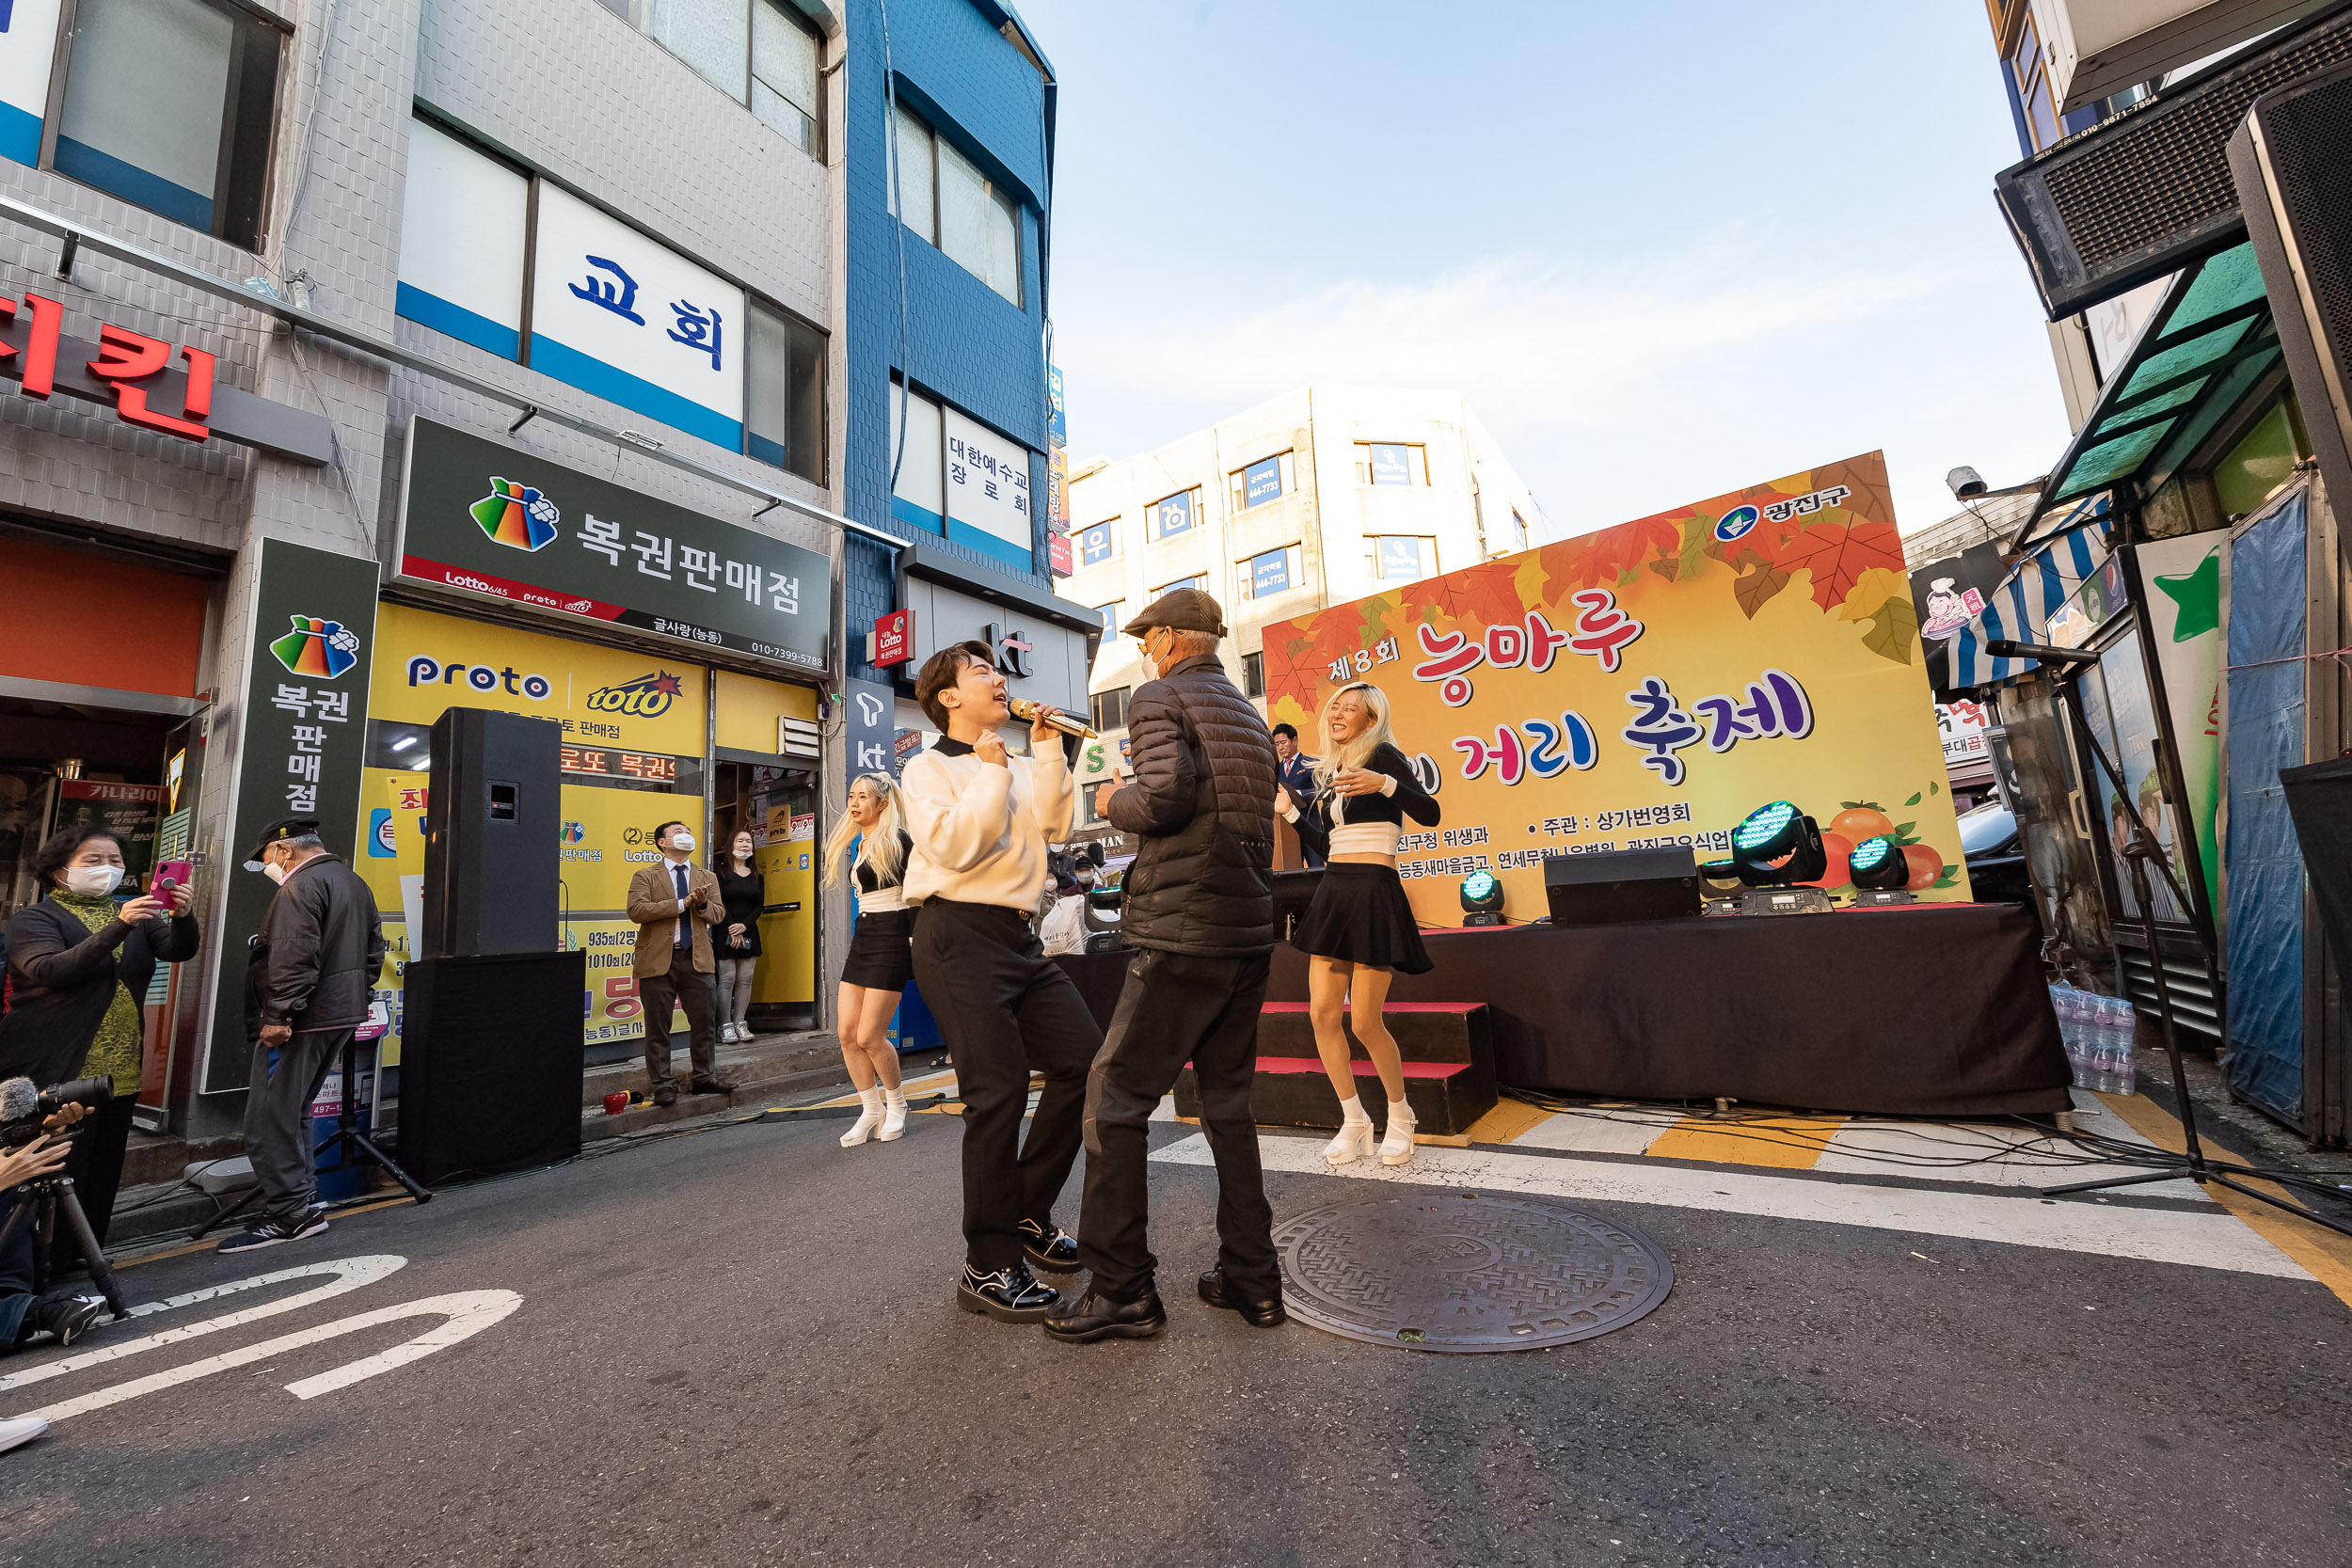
[393,417,830,670]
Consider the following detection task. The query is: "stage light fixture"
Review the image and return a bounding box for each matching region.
[1459,869,1505,927]
[1848,835,1908,891]
[1728,801,1827,888]
[1730,800,1800,860]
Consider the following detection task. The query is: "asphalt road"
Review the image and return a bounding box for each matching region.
[3,1107,2346,1567]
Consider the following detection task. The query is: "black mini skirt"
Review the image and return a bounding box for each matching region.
[1290,863,1433,974]
[841,909,915,991]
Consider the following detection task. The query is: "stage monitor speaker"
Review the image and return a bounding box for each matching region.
[423,706,562,958]
[1545,845,1700,927]
[398,952,585,1185]
[2231,61,2352,526]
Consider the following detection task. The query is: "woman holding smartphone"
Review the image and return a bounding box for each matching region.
[820,773,914,1147]
[1277,682,1438,1168]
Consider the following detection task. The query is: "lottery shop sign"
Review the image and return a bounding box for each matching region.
[0,292,334,465]
[393,416,831,670]
[1261,451,1971,925]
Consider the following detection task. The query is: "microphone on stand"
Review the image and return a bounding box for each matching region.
[1009,697,1099,739]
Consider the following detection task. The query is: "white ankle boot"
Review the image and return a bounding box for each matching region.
[1379,1099,1417,1165]
[877,1086,908,1142]
[841,1087,884,1148]
[1325,1096,1375,1165]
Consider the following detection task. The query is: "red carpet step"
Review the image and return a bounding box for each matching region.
[1173,1002,1498,1136]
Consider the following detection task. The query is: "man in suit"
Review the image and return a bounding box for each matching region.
[628,819,738,1106]
[1271,722,1323,868]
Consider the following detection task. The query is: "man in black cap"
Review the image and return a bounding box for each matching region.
[220,818,386,1253]
[1047,589,1285,1341]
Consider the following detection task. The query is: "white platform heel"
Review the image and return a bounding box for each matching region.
[840,1087,884,1148]
[1379,1100,1418,1165]
[1325,1097,1375,1165]
[877,1086,908,1142]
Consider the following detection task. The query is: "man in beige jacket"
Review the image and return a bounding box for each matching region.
[628,819,737,1105]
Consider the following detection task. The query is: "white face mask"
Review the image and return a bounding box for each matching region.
[64,863,124,897]
[262,861,289,885]
[670,832,695,854]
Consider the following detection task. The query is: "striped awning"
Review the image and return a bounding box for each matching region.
[1946,514,2112,689]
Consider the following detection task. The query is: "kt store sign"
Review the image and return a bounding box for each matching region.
[0,292,333,466]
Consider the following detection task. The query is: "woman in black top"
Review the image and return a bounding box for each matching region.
[1278,681,1439,1169]
[820,772,914,1147]
[711,830,765,1045]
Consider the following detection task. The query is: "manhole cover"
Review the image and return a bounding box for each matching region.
[1274,1191,1672,1353]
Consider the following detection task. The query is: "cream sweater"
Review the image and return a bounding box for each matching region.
[899,736,1075,911]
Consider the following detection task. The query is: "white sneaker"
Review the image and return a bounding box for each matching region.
[840,1087,884,1148]
[877,1088,908,1142]
[0,1415,49,1454]
[1379,1100,1418,1166]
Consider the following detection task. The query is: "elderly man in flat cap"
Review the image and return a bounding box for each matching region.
[223,817,386,1254]
[1046,589,1287,1341]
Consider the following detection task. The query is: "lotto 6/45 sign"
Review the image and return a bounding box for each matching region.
[1260,451,1969,926]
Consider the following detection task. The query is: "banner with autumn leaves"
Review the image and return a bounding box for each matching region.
[1262,450,1971,925]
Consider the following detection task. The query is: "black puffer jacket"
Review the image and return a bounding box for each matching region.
[1106,653,1279,957]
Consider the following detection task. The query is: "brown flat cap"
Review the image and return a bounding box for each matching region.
[1122,587,1227,638]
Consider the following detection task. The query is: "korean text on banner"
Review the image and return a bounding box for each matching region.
[1260,452,1967,926]
[943,407,1036,570]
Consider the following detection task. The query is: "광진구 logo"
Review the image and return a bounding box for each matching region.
[585,672,684,717]
[269,614,361,679]
[470,476,562,552]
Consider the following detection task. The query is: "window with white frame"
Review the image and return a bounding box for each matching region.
[1355,442,1427,486]
[1239,544,1304,601]
[1149,489,1198,541]
[1152,574,1203,600]
[1079,519,1115,566]
[601,0,823,154]
[40,0,283,247]
[890,103,1022,307]
[1229,451,1295,512]
[1242,651,1264,698]
[1090,687,1130,734]
[1369,536,1437,583]
[1094,601,1124,638]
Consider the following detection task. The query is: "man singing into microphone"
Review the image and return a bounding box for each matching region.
[901,641,1099,1323]
[1048,589,1283,1341]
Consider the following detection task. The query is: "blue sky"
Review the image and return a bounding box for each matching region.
[1020,0,2074,544]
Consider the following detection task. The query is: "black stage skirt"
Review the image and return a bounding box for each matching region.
[1291,863,1432,974]
[841,909,914,990]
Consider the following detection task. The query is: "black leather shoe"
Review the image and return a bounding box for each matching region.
[691,1075,739,1095]
[1044,1286,1167,1342]
[956,1262,1059,1323]
[1018,1217,1080,1273]
[651,1085,678,1108]
[1198,1269,1287,1327]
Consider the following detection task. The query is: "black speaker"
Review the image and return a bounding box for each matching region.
[2232,58,2352,523]
[1544,845,1700,927]
[398,952,585,1184]
[423,707,561,958]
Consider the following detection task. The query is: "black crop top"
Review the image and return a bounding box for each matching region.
[854,830,914,893]
[1289,743,1438,853]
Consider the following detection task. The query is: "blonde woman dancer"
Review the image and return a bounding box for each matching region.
[821,773,914,1146]
[1277,681,1439,1168]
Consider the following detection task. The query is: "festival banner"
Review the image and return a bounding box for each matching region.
[1262,451,1969,926]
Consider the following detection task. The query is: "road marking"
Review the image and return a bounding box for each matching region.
[23,1291,524,1420]
[1645,1115,1843,1169]
[0,1256,406,1395]
[1152,1133,2311,1280]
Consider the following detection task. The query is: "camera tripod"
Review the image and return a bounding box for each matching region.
[190,1029,429,1242]
[0,1167,131,1322]
[1993,639,2352,1238]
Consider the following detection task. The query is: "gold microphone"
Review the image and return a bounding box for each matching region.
[1009,697,1098,738]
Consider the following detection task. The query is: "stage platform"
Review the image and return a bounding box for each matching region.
[1057,901,2071,1119]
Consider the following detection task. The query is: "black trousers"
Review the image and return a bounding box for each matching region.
[44,1092,137,1275]
[1078,947,1278,1303]
[640,947,719,1092]
[244,1027,348,1221]
[912,899,1099,1271]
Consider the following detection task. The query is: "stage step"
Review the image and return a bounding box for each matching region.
[1172,1001,1498,1135]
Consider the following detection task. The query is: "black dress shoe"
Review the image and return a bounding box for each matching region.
[691,1076,739,1095]
[1044,1286,1168,1342]
[651,1086,678,1108]
[956,1262,1060,1323]
[1018,1217,1080,1273]
[1198,1268,1287,1327]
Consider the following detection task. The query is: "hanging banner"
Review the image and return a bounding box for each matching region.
[2137,532,2225,920]
[209,540,380,1091]
[1262,451,1969,925]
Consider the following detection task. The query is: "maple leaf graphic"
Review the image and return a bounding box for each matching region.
[1772,518,1905,611]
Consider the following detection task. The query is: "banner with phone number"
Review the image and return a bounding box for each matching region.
[1260,451,1969,927]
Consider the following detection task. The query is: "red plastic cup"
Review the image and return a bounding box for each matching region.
[603,1092,629,1116]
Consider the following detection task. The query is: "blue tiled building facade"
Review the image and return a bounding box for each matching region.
[841,0,1058,688]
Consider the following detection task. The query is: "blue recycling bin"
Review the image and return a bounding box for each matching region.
[888,981,943,1055]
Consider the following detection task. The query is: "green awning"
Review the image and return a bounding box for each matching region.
[2018,242,2280,550]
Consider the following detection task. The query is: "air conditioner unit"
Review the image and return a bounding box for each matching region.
[2043,0,2341,113]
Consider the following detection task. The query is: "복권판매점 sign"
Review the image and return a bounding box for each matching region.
[393,416,830,670]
